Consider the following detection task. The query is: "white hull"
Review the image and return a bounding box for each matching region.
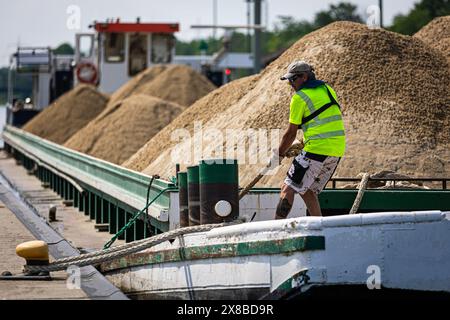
[101,211,450,299]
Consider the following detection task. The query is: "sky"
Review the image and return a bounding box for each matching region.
[0,0,418,67]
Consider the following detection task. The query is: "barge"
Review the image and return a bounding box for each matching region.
[2,125,450,299]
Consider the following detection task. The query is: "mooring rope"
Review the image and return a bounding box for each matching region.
[349,172,370,215]
[25,223,231,273]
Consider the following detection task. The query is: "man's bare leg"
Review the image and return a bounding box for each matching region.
[300,190,322,216]
[275,184,295,219]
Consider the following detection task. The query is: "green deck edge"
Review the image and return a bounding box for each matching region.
[319,189,450,211]
[2,125,174,211]
[101,235,325,272]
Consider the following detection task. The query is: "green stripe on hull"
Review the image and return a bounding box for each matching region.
[102,236,325,272]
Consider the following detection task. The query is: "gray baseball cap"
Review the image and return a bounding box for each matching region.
[280,61,313,80]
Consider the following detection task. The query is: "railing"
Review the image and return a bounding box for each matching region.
[2,125,177,237]
[2,125,450,238]
[329,177,449,190]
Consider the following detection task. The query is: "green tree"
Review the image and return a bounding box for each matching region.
[389,0,450,35]
[314,2,363,28]
[175,2,364,57]
[176,37,222,55]
[264,16,314,54]
[263,2,362,54]
[53,43,74,55]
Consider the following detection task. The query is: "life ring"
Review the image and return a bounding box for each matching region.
[76,62,98,85]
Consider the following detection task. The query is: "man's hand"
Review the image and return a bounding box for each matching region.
[285,139,304,158]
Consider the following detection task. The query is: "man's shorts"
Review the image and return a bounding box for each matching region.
[284,150,340,195]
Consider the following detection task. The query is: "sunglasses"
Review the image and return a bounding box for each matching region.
[288,75,298,84]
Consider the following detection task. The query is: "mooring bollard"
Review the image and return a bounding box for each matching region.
[177,171,189,228]
[48,205,57,222]
[187,165,200,226]
[199,159,239,224]
[15,240,49,276]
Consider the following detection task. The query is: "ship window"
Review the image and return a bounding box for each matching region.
[129,34,148,76]
[79,35,94,58]
[151,34,174,63]
[104,33,125,63]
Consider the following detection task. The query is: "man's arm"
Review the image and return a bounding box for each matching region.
[278,123,298,157]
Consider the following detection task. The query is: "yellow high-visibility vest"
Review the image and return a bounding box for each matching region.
[289,81,346,157]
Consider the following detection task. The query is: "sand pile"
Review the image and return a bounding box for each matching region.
[414,16,450,65]
[108,65,168,106]
[22,84,108,144]
[107,64,216,108]
[124,21,450,186]
[64,64,215,164]
[122,75,259,171]
[64,95,183,164]
[123,74,261,171]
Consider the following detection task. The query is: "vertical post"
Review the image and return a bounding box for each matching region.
[134,218,145,241]
[61,179,65,199]
[64,180,68,200]
[102,198,109,224]
[95,195,101,224]
[65,180,69,200]
[247,0,251,52]
[253,0,262,73]
[212,0,217,40]
[109,203,117,234]
[125,211,134,243]
[90,192,95,220]
[84,192,90,216]
[7,61,13,107]
[79,192,84,212]
[67,182,71,200]
[117,208,125,240]
[74,189,79,208]
[143,217,150,238]
[57,177,61,195]
[379,0,383,28]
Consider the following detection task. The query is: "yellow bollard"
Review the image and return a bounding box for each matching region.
[16,240,49,268]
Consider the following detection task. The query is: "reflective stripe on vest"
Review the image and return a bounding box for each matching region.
[296,84,345,142]
[301,114,343,131]
[308,130,346,140]
[296,90,316,113]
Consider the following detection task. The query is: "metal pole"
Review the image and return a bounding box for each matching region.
[265,0,268,29]
[7,56,13,106]
[247,0,251,52]
[7,59,13,125]
[379,0,383,28]
[213,0,218,39]
[253,0,262,73]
